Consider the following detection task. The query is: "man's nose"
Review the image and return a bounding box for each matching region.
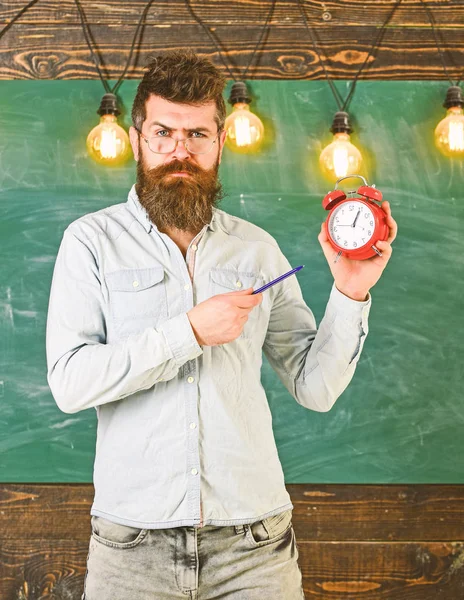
[171,139,190,161]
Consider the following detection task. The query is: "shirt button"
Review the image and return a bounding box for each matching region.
[132,281,139,288]
[184,284,190,291]
[187,376,195,384]
[191,244,198,251]
[235,281,242,288]
[191,468,198,475]
[189,422,196,429]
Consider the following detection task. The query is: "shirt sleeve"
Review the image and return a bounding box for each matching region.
[262,250,371,412]
[46,229,202,414]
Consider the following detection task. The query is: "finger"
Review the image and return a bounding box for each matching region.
[318,225,338,264]
[319,222,328,242]
[225,286,254,296]
[375,239,393,260]
[381,201,397,244]
[386,215,398,244]
[231,293,263,309]
[381,200,391,217]
[223,287,263,310]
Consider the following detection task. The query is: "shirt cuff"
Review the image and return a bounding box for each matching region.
[328,282,371,323]
[157,313,203,367]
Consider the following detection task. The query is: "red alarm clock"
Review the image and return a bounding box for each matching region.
[322,175,389,261]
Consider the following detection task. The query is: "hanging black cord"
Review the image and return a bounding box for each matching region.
[74,0,110,93]
[0,0,41,42]
[298,0,403,113]
[112,0,158,95]
[242,0,276,81]
[184,0,236,81]
[342,0,403,111]
[185,0,277,82]
[297,0,343,109]
[73,0,158,96]
[418,0,462,87]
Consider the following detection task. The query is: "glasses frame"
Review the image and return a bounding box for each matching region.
[136,127,219,155]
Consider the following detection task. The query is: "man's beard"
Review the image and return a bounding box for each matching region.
[135,143,224,234]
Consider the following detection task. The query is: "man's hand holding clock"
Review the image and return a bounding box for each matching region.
[318,200,398,302]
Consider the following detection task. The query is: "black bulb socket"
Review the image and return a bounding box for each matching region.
[443,86,464,109]
[97,93,121,116]
[228,81,252,105]
[330,111,353,134]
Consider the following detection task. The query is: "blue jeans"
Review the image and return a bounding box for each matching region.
[82,509,305,599]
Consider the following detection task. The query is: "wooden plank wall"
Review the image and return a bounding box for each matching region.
[1,1,463,598]
[1,484,464,599]
[0,0,463,80]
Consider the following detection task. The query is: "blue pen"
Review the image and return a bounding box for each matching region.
[252,265,305,294]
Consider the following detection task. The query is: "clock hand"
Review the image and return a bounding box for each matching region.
[352,208,361,228]
[335,224,366,232]
[335,225,365,230]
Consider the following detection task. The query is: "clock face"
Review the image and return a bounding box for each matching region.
[328,200,375,250]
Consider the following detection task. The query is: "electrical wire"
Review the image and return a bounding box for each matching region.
[298,0,403,113]
[112,0,158,95]
[73,0,158,95]
[418,0,462,87]
[74,0,110,93]
[185,0,277,82]
[0,0,41,42]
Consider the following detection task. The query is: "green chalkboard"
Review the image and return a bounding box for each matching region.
[0,80,462,483]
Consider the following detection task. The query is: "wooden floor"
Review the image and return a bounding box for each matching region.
[1,484,463,599]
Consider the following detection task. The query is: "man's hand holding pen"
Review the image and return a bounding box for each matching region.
[187,288,262,346]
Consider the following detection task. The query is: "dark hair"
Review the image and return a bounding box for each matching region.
[131,50,226,134]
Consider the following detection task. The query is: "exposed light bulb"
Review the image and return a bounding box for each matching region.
[225,82,264,153]
[319,111,363,181]
[86,93,131,166]
[434,86,464,158]
[320,132,363,180]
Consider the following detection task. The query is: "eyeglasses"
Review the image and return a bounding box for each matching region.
[136,128,218,155]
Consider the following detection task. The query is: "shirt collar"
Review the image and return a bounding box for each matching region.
[126,184,152,233]
[126,183,222,234]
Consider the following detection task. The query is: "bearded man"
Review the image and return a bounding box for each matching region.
[46,50,396,600]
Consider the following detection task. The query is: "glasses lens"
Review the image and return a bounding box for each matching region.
[186,137,215,154]
[147,137,176,154]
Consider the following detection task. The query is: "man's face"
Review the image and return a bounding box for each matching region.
[129,95,227,234]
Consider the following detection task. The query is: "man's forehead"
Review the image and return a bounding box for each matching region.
[144,96,216,129]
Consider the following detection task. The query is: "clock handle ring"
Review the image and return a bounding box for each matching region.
[334,174,368,190]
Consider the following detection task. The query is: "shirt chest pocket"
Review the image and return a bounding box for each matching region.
[210,268,265,340]
[105,266,168,339]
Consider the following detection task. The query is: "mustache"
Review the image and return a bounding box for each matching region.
[145,159,205,179]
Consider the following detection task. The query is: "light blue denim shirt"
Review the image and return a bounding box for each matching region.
[46,184,371,529]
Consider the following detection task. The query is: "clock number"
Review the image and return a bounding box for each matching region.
[370,220,374,226]
[368,230,372,236]
[349,205,354,211]
[337,236,341,240]
[353,242,357,248]
[334,226,338,232]
[344,241,348,247]
[364,213,369,218]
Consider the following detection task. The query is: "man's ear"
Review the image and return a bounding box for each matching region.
[129,126,140,161]
[218,129,228,165]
